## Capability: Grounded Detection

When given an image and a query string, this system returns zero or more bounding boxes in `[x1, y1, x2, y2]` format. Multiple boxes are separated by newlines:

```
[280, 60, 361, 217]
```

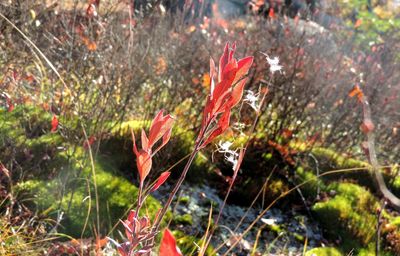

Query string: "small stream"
[153, 183, 325, 255]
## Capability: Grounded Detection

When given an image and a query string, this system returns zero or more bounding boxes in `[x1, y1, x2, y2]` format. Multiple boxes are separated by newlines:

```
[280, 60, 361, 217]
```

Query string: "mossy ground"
[305, 247, 343, 256]
[312, 182, 378, 252]
[2, 106, 163, 238]
[294, 146, 399, 255]
[3, 105, 400, 254]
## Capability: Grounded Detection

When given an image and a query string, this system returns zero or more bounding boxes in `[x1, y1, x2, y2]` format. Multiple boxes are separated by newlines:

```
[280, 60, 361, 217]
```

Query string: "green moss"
[171, 230, 214, 256]
[178, 196, 190, 205]
[300, 147, 400, 198]
[268, 224, 283, 234]
[311, 147, 368, 169]
[269, 179, 289, 198]
[295, 167, 326, 198]
[109, 120, 146, 137]
[389, 216, 400, 227]
[305, 247, 343, 256]
[173, 214, 193, 226]
[16, 152, 163, 238]
[293, 232, 305, 242]
[312, 183, 378, 252]
[202, 198, 219, 209]
[263, 152, 273, 160]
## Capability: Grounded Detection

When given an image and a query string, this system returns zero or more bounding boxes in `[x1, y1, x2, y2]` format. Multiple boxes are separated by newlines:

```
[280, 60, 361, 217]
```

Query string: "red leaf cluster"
[111, 210, 153, 256]
[132, 110, 174, 183]
[199, 42, 253, 148]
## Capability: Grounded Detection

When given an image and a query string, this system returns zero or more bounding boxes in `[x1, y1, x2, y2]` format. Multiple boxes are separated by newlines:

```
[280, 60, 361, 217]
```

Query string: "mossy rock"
[305, 247, 343, 256]
[312, 182, 378, 253]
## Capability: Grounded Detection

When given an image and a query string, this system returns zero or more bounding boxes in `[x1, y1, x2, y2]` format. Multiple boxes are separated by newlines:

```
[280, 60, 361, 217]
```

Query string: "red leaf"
[228, 77, 248, 108]
[51, 115, 59, 132]
[159, 229, 182, 256]
[354, 19, 362, 28]
[349, 85, 364, 102]
[153, 127, 172, 155]
[201, 109, 231, 147]
[361, 119, 375, 134]
[233, 56, 253, 84]
[268, 8, 275, 19]
[210, 58, 216, 94]
[131, 129, 139, 156]
[127, 210, 136, 223]
[294, 15, 300, 26]
[218, 42, 236, 82]
[151, 172, 171, 192]
[83, 136, 96, 150]
[148, 110, 174, 149]
[220, 59, 238, 85]
[6, 98, 14, 112]
[136, 150, 152, 182]
[141, 129, 149, 151]
[131, 111, 174, 183]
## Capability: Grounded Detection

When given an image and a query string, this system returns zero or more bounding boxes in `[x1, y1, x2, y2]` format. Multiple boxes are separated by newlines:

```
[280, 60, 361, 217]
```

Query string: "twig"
[376, 200, 386, 256]
[361, 98, 400, 210]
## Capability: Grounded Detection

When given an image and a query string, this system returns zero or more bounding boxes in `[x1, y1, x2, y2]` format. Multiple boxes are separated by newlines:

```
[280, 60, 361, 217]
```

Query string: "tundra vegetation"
[1, 0, 400, 255]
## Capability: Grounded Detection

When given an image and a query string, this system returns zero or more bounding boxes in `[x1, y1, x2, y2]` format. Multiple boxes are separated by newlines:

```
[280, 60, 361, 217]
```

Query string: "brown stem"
[362, 99, 400, 210]
[151, 145, 200, 232]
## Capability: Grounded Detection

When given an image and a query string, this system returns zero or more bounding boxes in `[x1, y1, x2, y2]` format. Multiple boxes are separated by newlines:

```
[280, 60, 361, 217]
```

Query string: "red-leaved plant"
[151, 42, 253, 236]
[108, 110, 174, 255]
[111, 42, 253, 255]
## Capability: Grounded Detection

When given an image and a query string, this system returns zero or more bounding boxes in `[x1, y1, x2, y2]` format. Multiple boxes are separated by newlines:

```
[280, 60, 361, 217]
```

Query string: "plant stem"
[151, 119, 211, 234]
[152, 144, 200, 232]
[135, 181, 144, 219]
